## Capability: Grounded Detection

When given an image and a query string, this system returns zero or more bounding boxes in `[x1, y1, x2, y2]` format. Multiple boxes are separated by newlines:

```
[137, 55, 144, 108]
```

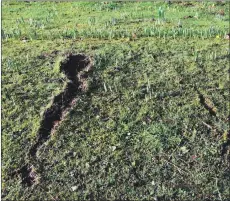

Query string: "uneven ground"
[2, 1, 230, 200]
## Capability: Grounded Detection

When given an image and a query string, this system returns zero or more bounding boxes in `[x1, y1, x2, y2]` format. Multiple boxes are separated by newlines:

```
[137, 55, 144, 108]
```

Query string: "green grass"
[2, 1, 230, 200]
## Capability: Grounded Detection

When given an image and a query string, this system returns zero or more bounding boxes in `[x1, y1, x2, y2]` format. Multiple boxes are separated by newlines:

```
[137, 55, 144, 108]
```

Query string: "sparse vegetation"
[2, 1, 229, 200]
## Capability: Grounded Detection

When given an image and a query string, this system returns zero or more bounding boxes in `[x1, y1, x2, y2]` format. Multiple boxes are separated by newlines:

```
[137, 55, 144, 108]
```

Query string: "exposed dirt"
[225, 33, 230, 40]
[21, 165, 37, 186]
[195, 87, 230, 158]
[9, 54, 92, 186]
[29, 54, 92, 158]
[181, 2, 194, 7]
[8, 164, 37, 187]
[221, 131, 230, 159]
[196, 89, 217, 117]
[183, 15, 193, 19]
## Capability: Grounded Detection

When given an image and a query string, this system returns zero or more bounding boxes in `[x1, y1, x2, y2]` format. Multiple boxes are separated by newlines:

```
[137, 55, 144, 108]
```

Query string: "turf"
[1, 1, 230, 200]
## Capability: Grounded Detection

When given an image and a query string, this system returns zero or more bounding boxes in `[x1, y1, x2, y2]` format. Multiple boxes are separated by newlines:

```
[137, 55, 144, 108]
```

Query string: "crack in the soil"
[9, 53, 92, 187]
[221, 131, 230, 159]
[29, 54, 92, 158]
[196, 89, 217, 118]
[195, 87, 230, 158]
[8, 164, 37, 186]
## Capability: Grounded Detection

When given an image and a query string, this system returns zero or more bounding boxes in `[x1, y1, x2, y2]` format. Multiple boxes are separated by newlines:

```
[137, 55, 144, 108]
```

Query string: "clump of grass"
[158, 6, 165, 20]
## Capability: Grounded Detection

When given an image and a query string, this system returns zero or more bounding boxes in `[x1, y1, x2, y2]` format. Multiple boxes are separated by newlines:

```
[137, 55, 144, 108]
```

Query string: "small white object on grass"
[180, 146, 189, 154]
[71, 186, 77, 191]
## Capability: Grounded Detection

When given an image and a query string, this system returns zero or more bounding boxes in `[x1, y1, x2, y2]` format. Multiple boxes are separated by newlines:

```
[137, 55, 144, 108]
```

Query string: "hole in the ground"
[221, 131, 230, 157]
[21, 165, 37, 187]
[29, 54, 92, 158]
[9, 164, 37, 187]
[8, 54, 94, 187]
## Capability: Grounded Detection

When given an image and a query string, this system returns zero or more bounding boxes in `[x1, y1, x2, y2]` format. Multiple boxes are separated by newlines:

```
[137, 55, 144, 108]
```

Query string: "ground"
[1, 1, 230, 200]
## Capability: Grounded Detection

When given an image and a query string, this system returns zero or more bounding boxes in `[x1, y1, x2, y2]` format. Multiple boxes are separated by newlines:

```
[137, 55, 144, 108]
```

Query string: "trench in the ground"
[12, 54, 92, 186]
[197, 92, 217, 117]
[195, 88, 230, 157]
[29, 54, 91, 157]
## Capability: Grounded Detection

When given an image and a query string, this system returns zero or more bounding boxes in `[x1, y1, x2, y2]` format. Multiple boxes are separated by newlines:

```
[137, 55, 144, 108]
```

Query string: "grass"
[2, 1, 230, 200]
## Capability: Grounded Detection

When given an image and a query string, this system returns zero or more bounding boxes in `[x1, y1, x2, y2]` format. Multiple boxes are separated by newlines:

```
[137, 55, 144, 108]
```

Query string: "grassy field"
[2, 1, 230, 200]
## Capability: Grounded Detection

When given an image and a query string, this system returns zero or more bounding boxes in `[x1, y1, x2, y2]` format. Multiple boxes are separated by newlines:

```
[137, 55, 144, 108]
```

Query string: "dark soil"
[29, 54, 91, 158]
[10, 54, 92, 186]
